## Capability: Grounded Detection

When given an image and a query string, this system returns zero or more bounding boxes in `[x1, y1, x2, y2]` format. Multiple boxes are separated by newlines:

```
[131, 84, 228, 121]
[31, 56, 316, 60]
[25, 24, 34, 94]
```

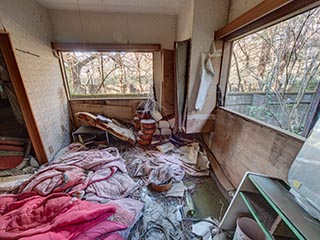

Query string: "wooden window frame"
[215, 0, 320, 41]
[52, 42, 161, 101]
[51, 42, 161, 52]
[216, 0, 320, 137]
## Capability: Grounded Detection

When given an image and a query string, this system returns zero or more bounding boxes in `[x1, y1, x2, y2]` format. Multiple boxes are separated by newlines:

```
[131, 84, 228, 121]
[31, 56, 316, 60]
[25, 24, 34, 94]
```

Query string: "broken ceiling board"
[71, 102, 135, 127]
[210, 108, 304, 187]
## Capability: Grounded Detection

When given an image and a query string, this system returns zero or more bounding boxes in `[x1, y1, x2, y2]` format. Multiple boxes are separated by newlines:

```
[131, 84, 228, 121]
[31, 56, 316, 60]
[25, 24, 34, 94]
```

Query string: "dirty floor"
[113, 141, 229, 239]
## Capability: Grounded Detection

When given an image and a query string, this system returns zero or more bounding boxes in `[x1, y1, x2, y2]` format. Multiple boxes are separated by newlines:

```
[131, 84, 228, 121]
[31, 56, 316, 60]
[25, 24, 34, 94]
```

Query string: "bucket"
[233, 217, 265, 240]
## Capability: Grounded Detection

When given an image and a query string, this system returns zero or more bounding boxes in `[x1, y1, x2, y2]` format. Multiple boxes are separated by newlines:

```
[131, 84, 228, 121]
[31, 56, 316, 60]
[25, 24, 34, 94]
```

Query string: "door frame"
[0, 30, 47, 163]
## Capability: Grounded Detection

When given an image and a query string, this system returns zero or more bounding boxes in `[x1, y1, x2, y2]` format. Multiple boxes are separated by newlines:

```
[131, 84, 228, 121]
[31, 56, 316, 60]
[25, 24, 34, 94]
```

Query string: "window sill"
[69, 97, 150, 101]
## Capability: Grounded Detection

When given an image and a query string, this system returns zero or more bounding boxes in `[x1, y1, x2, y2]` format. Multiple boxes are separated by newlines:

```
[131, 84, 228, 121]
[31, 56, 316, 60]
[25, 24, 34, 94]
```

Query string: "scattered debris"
[72, 126, 108, 146]
[136, 109, 151, 120]
[138, 119, 156, 146]
[151, 110, 163, 122]
[0, 174, 31, 193]
[159, 120, 170, 129]
[0, 155, 39, 178]
[132, 117, 140, 131]
[154, 129, 161, 136]
[0, 128, 225, 240]
[29, 156, 39, 168]
[157, 142, 175, 153]
[177, 142, 200, 164]
[192, 217, 218, 240]
[160, 127, 172, 136]
[75, 112, 135, 145]
[168, 118, 175, 129]
[149, 178, 173, 192]
[184, 189, 196, 217]
[197, 150, 210, 170]
[166, 181, 185, 197]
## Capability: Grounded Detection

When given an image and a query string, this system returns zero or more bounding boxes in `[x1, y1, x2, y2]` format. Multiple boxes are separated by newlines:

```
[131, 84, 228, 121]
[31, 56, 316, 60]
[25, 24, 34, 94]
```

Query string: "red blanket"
[0, 192, 128, 240]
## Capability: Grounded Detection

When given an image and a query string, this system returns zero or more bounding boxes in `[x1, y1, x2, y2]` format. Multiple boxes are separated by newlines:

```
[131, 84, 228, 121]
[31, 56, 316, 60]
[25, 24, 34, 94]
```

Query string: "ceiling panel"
[36, 0, 186, 15]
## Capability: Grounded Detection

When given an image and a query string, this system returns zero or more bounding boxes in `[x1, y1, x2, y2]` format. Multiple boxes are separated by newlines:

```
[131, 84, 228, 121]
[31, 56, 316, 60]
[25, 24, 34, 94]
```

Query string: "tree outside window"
[61, 52, 153, 99]
[225, 7, 320, 136]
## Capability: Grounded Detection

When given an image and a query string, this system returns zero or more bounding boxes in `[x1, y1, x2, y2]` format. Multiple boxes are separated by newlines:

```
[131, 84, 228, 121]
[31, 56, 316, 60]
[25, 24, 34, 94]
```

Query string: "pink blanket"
[0, 192, 141, 240]
[19, 147, 138, 201]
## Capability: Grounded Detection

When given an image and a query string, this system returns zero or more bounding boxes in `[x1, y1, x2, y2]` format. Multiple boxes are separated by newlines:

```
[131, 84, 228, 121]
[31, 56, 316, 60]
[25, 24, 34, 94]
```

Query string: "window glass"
[61, 52, 153, 99]
[225, 7, 320, 135]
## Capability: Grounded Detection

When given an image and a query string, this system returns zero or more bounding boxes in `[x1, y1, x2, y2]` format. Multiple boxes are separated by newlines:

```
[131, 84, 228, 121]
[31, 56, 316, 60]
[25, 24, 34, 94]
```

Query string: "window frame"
[53, 43, 161, 101]
[217, 0, 320, 137]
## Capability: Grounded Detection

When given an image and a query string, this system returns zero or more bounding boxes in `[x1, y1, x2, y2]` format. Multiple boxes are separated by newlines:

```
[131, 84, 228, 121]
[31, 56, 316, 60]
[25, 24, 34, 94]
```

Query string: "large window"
[225, 7, 320, 136]
[61, 51, 153, 99]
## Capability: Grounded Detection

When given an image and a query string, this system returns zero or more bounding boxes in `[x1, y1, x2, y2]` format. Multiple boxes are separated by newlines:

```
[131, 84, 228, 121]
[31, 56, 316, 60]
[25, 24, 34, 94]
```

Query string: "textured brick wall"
[0, 0, 70, 161]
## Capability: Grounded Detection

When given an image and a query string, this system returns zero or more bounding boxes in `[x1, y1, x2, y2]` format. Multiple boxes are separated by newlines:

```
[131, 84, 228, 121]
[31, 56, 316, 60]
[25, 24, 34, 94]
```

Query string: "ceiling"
[36, 0, 187, 15]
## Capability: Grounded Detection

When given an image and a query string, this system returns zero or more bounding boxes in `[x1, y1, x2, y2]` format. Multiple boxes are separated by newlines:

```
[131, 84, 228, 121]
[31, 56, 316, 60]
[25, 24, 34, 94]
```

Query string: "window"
[225, 6, 320, 136]
[61, 51, 153, 99]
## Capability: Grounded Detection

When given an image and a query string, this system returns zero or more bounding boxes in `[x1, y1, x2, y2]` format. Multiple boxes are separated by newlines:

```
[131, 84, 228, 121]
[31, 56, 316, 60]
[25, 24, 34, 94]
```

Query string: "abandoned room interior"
[0, 0, 319, 239]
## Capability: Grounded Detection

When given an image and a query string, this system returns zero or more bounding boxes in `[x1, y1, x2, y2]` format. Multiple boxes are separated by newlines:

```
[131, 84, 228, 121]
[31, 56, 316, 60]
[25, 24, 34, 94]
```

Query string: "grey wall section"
[49, 10, 177, 50]
[176, 0, 194, 41]
[228, 0, 263, 22]
[185, 0, 229, 133]
[0, 0, 70, 160]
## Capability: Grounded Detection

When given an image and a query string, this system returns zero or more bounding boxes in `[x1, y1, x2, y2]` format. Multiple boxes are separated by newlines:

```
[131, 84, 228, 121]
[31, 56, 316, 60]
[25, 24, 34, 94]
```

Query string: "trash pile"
[67, 98, 227, 239]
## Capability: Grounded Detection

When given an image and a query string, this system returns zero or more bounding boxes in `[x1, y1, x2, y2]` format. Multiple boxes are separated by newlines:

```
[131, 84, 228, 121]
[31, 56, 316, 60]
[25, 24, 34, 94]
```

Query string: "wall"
[0, 0, 70, 161]
[49, 10, 177, 118]
[201, 0, 306, 187]
[185, 0, 229, 133]
[176, 0, 194, 41]
[204, 108, 304, 187]
[228, 0, 263, 22]
[49, 10, 177, 49]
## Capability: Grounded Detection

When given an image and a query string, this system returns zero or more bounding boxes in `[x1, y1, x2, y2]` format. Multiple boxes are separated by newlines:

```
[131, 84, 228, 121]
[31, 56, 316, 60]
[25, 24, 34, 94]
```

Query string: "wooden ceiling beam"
[215, 0, 320, 41]
[51, 42, 161, 52]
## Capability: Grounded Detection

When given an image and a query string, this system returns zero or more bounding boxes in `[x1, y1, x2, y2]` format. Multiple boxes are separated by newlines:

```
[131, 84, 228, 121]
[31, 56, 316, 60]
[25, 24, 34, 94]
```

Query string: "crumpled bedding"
[131, 150, 209, 185]
[19, 145, 138, 202]
[0, 174, 31, 193]
[0, 192, 143, 240]
[132, 156, 185, 185]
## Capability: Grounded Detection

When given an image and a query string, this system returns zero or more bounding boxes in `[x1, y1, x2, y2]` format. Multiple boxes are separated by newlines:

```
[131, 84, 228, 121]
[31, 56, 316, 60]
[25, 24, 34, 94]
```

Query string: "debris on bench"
[157, 142, 175, 153]
[75, 112, 136, 145]
[72, 126, 108, 147]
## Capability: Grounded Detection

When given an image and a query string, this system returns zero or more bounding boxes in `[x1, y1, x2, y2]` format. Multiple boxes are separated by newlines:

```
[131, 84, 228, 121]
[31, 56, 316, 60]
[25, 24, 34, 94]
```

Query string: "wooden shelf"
[249, 175, 320, 240]
[220, 173, 320, 240]
[240, 191, 275, 239]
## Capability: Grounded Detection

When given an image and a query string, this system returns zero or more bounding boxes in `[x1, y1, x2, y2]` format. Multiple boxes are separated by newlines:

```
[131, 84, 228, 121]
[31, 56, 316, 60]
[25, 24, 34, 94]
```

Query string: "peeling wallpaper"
[0, 0, 70, 161]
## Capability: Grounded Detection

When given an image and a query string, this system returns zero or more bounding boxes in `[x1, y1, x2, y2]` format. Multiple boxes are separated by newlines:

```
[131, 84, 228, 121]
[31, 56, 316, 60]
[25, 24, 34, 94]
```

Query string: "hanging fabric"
[195, 38, 220, 111]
